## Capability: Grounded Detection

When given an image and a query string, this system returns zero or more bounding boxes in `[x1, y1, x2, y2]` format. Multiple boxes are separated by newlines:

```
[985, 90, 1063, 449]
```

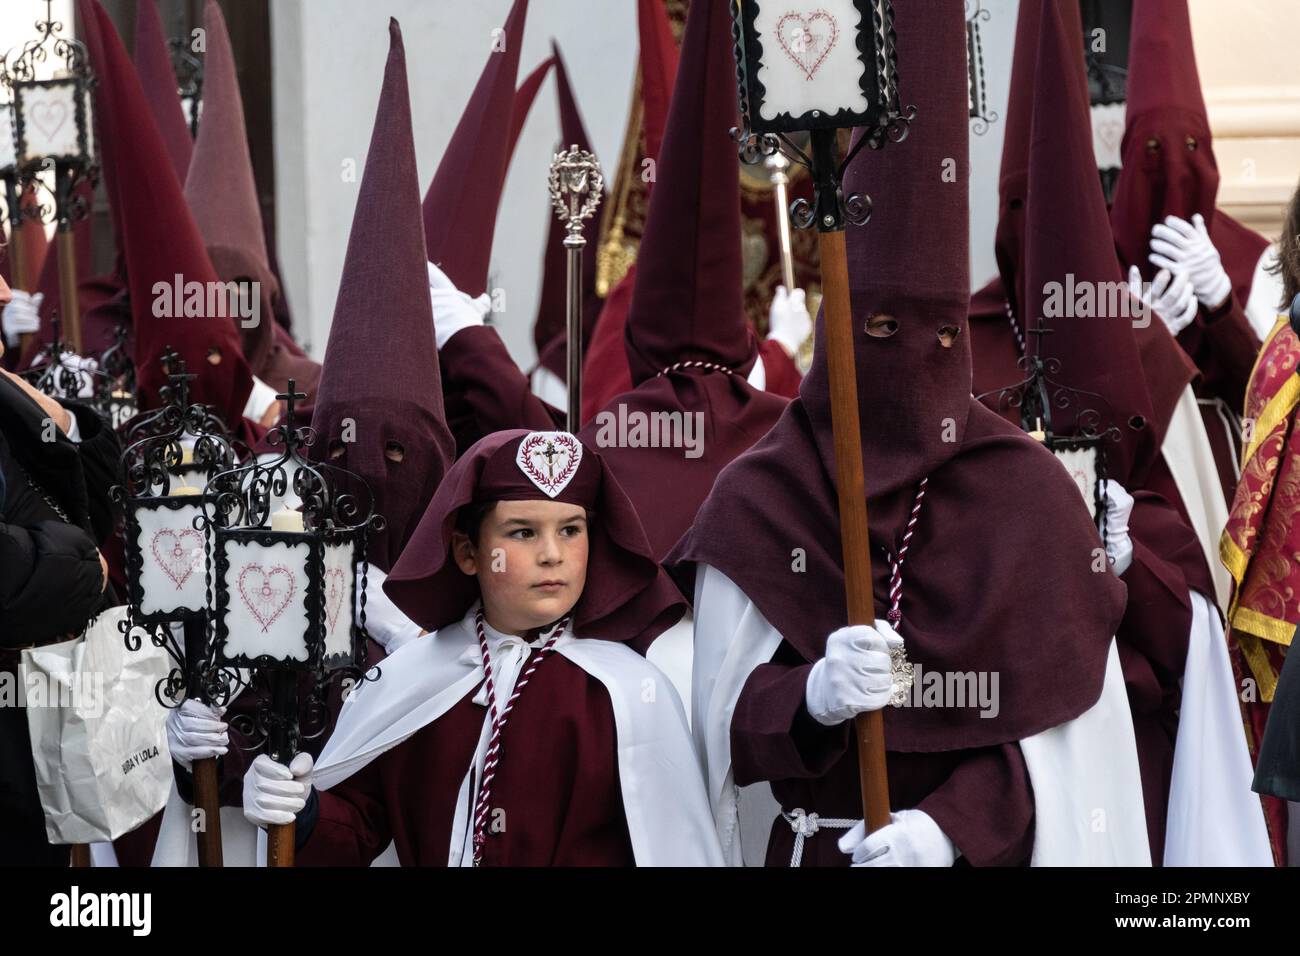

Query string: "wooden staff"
[182, 617, 224, 867]
[265, 670, 299, 867]
[809, 128, 891, 833]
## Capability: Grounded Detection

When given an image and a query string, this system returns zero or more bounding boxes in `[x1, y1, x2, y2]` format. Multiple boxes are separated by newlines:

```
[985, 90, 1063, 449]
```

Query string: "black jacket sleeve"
[64, 403, 123, 546]
[0, 517, 105, 646]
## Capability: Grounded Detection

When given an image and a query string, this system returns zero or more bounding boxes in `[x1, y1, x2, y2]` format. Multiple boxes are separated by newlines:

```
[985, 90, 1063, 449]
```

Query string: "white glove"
[2, 290, 42, 346]
[1101, 478, 1134, 577]
[241, 375, 279, 424]
[1128, 264, 1197, 336]
[1149, 213, 1232, 309]
[242, 752, 314, 827]
[805, 620, 903, 726]
[837, 809, 957, 867]
[767, 285, 812, 358]
[428, 260, 491, 350]
[165, 698, 229, 770]
[359, 567, 423, 654]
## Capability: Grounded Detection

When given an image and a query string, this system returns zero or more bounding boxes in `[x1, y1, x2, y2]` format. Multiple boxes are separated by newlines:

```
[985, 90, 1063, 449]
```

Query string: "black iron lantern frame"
[200, 382, 381, 761]
[167, 14, 203, 138]
[112, 357, 242, 707]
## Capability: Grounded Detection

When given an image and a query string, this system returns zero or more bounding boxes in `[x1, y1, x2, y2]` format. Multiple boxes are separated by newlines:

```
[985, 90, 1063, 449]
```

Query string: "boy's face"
[452, 499, 590, 636]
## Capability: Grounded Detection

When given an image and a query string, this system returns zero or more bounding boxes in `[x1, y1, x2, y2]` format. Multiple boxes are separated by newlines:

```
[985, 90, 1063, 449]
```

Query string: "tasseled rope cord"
[657, 359, 734, 377]
[884, 478, 929, 627]
[1005, 298, 1026, 355]
[470, 606, 566, 866]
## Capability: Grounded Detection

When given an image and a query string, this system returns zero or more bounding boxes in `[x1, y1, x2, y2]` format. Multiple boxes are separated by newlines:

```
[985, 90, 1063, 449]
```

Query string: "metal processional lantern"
[113, 355, 240, 867]
[1, 0, 98, 354]
[201, 382, 381, 867]
[729, 0, 911, 834]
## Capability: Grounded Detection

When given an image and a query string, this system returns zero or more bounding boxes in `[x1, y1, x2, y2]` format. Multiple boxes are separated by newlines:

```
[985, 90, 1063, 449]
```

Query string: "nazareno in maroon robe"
[969, 0, 1217, 863]
[1110, 0, 1269, 502]
[669, 2, 1126, 867]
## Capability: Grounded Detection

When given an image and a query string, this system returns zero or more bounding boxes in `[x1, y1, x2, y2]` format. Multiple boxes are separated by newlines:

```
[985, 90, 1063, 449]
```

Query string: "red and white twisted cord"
[657, 359, 734, 377]
[470, 607, 565, 865]
[886, 477, 929, 626]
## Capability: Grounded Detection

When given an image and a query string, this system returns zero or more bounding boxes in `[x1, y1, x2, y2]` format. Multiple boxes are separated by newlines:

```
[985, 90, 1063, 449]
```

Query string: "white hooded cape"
[312, 604, 723, 866]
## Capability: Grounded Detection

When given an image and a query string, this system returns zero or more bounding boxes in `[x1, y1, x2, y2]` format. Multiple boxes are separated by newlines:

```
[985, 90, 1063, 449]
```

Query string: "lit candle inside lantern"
[271, 509, 305, 533]
[169, 484, 201, 497]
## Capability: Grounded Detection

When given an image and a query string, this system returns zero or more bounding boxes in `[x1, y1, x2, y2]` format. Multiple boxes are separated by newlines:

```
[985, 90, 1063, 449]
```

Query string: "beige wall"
[1191, 0, 1300, 240]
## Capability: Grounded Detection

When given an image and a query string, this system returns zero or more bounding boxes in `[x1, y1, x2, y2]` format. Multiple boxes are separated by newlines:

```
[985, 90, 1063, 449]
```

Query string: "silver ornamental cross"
[547, 145, 604, 431]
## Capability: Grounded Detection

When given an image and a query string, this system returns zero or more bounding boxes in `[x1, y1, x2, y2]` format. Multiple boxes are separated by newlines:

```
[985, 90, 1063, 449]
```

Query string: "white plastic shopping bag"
[20, 605, 172, 843]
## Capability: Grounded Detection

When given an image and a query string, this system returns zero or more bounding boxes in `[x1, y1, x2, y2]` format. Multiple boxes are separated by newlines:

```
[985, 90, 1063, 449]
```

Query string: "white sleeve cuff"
[242, 376, 280, 423]
[63, 409, 82, 444]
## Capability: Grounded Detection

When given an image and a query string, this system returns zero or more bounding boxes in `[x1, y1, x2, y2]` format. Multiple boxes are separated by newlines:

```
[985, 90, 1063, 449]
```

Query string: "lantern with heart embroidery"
[112, 359, 238, 685]
[1, 0, 98, 353]
[202, 381, 380, 679]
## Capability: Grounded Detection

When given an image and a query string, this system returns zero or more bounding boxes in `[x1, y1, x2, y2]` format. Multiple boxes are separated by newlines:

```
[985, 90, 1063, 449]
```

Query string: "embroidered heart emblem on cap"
[324, 567, 346, 634]
[516, 431, 583, 498]
[238, 564, 296, 633]
[776, 10, 840, 81]
[151, 528, 204, 590]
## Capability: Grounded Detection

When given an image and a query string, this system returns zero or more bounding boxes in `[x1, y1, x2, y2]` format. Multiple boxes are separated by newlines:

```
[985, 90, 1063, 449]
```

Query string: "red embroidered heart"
[237, 564, 296, 633]
[29, 99, 70, 142]
[324, 568, 346, 634]
[775, 9, 840, 81]
[150, 528, 204, 590]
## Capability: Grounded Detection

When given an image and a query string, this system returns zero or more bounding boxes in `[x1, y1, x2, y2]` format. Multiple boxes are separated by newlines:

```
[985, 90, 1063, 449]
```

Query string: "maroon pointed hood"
[183, 0, 281, 379]
[1017, 0, 1160, 486]
[133, 0, 193, 181]
[671, 0, 1125, 754]
[311, 19, 455, 574]
[422, 0, 529, 296]
[533, 43, 605, 377]
[622, 0, 754, 385]
[1110, 0, 1267, 296]
[79, 0, 252, 424]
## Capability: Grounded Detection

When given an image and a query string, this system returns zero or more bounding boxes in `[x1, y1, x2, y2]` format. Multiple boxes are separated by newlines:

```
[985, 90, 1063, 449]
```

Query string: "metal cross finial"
[548, 144, 604, 249]
[276, 379, 307, 419]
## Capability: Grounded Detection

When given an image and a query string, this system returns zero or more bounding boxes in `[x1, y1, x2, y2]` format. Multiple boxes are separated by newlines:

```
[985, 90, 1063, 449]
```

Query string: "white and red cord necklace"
[470, 605, 568, 866]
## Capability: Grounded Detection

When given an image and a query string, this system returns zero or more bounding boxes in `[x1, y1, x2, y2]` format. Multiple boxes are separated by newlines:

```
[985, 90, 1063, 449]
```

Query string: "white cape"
[313, 605, 722, 866]
[690, 563, 1152, 866]
[1163, 591, 1273, 865]
[1162, 384, 1232, 612]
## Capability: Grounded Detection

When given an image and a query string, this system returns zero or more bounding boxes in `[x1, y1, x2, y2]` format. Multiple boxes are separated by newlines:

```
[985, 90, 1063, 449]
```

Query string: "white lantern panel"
[0, 105, 16, 171]
[16, 82, 81, 163]
[220, 538, 311, 663]
[82, 86, 94, 163]
[135, 502, 208, 615]
[753, 0, 871, 124]
[322, 541, 356, 661]
[1053, 446, 1098, 521]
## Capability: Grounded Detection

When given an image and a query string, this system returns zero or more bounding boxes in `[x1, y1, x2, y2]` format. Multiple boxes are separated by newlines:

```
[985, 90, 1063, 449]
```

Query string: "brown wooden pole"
[56, 225, 81, 353]
[69, 844, 91, 867]
[190, 759, 224, 866]
[817, 226, 892, 834]
[266, 822, 295, 867]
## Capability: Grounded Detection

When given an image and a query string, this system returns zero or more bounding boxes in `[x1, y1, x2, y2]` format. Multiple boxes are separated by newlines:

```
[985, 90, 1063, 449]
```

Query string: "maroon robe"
[733, 639, 1035, 867]
[296, 655, 634, 866]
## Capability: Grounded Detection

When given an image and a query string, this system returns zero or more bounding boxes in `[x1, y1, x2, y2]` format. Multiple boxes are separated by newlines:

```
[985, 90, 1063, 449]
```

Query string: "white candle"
[271, 509, 305, 533]
[168, 485, 201, 497]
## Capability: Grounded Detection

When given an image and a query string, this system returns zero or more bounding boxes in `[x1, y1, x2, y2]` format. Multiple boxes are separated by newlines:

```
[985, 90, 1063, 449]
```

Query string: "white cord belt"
[781, 807, 857, 867]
